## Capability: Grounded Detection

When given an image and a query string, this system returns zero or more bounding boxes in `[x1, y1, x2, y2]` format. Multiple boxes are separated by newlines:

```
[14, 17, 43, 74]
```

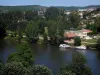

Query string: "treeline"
[0, 7, 100, 44]
[0, 7, 81, 44]
[0, 43, 92, 75]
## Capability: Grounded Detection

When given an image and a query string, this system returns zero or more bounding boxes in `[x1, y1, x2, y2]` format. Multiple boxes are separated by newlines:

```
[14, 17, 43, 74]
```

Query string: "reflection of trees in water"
[0, 39, 6, 50]
[49, 47, 66, 66]
[96, 51, 100, 60]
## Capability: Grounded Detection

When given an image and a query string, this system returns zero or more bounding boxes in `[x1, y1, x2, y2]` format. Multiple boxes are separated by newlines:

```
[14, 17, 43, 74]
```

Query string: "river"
[0, 39, 100, 75]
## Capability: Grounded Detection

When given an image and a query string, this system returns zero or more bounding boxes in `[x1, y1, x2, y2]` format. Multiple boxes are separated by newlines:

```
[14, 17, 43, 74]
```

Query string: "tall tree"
[25, 10, 38, 21]
[45, 7, 60, 20]
[68, 12, 80, 28]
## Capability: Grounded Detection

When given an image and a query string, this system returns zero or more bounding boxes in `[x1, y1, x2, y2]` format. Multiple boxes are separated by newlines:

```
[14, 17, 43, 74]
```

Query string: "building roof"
[64, 32, 77, 38]
[81, 29, 93, 33]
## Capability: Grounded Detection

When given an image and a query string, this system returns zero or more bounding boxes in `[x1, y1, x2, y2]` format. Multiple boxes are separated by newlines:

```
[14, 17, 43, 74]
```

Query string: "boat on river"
[59, 44, 71, 48]
[76, 45, 86, 50]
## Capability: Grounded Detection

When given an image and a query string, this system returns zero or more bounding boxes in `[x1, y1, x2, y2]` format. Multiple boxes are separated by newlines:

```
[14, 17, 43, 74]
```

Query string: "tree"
[72, 51, 87, 65]
[0, 27, 6, 39]
[95, 17, 100, 33]
[96, 38, 100, 50]
[57, 52, 92, 75]
[37, 20, 46, 35]
[28, 65, 53, 75]
[0, 62, 27, 75]
[7, 43, 34, 67]
[17, 21, 28, 43]
[0, 60, 3, 72]
[0, 14, 6, 39]
[86, 24, 97, 34]
[74, 36, 81, 46]
[45, 7, 60, 20]
[46, 20, 57, 37]
[25, 10, 38, 21]
[68, 12, 80, 28]
[57, 68, 76, 75]
[25, 21, 39, 43]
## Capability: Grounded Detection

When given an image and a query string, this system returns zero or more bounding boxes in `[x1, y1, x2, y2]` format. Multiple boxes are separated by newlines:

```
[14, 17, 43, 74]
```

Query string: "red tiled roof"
[81, 29, 93, 33]
[64, 32, 77, 38]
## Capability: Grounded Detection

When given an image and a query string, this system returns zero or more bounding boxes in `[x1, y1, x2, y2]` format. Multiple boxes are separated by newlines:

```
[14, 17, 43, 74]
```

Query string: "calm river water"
[0, 39, 100, 75]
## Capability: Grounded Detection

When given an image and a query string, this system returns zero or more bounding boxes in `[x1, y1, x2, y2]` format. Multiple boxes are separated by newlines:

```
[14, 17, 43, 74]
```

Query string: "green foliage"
[95, 17, 100, 28]
[57, 68, 76, 75]
[74, 36, 81, 46]
[0, 61, 3, 72]
[25, 10, 38, 21]
[68, 63, 92, 75]
[86, 24, 97, 34]
[46, 20, 57, 36]
[45, 7, 59, 20]
[57, 52, 92, 75]
[26, 21, 39, 39]
[0, 27, 6, 39]
[96, 38, 100, 50]
[29, 65, 53, 75]
[68, 12, 80, 28]
[0, 62, 27, 75]
[72, 51, 87, 64]
[7, 43, 34, 67]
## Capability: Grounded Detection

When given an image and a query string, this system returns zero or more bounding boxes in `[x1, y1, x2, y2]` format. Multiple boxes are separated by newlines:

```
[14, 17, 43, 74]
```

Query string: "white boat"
[76, 45, 86, 50]
[59, 44, 71, 48]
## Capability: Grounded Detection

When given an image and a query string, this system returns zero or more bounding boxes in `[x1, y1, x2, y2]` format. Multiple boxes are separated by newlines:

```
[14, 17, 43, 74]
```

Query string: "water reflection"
[96, 50, 100, 60]
[0, 40, 100, 75]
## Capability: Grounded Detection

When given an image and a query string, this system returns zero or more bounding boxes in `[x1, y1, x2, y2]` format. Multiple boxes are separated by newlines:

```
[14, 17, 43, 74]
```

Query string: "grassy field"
[82, 39, 97, 44]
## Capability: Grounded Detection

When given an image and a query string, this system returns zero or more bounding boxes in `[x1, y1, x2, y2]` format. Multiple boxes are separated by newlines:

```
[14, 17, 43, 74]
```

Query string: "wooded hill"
[0, 5, 100, 11]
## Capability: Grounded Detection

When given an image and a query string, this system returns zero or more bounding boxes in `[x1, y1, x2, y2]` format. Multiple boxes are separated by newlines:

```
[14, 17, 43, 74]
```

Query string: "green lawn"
[82, 39, 97, 44]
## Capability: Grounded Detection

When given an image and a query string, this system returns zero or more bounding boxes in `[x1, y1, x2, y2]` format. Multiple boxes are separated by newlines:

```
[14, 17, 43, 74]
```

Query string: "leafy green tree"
[0, 62, 27, 75]
[95, 17, 100, 33]
[72, 51, 87, 65]
[96, 38, 100, 50]
[17, 21, 28, 43]
[0, 60, 3, 72]
[68, 12, 80, 28]
[86, 24, 97, 34]
[26, 21, 39, 42]
[46, 20, 57, 37]
[0, 27, 6, 39]
[25, 10, 38, 21]
[74, 36, 81, 46]
[37, 20, 46, 35]
[7, 43, 34, 67]
[57, 68, 76, 75]
[45, 7, 60, 20]
[28, 65, 53, 75]
[57, 52, 92, 75]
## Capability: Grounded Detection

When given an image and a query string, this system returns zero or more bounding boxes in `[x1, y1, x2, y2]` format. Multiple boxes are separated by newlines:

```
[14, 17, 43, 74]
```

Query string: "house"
[64, 31, 77, 44]
[64, 29, 93, 40]
[79, 29, 93, 39]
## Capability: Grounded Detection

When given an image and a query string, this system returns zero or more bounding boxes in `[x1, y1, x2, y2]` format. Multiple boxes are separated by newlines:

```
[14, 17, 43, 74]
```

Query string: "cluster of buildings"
[64, 29, 93, 44]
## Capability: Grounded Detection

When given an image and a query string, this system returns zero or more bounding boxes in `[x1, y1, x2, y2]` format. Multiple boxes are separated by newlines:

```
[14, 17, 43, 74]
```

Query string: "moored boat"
[59, 44, 71, 48]
[76, 45, 86, 50]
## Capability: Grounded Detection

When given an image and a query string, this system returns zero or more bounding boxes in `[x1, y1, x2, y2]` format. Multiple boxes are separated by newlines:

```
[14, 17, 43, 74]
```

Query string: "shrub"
[7, 43, 34, 67]
[0, 62, 27, 75]
[57, 68, 76, 75]
[96, 38, 100, 50]
[72, 51, 87, 64]
[74, 36, 81, 46]
[0, 61, 3, 73]
[57, 51, 92, 75]
[29, 65, 53, 75]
